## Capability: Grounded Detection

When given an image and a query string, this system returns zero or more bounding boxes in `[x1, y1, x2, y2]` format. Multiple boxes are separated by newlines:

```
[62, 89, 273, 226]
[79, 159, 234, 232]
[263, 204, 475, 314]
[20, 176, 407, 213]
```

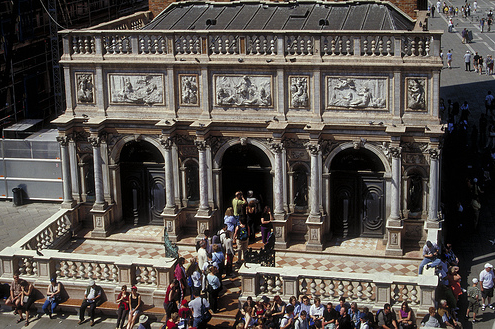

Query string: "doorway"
[330, 148, 386, 238]
[120, 140, 165, 225]
[221, 144, 273, 213]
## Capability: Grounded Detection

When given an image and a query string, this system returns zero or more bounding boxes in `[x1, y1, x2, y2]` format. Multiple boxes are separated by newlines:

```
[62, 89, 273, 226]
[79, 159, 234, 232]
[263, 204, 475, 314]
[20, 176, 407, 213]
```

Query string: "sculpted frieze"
[76, 73, 94, 104]
[406, 78, 427, 111]
[215, 75, 272, 107]
[326, 77, 387, 110]
[179, 74, 199, 106]
[109, 74, 164, 105]
[289, 76, 309, 109]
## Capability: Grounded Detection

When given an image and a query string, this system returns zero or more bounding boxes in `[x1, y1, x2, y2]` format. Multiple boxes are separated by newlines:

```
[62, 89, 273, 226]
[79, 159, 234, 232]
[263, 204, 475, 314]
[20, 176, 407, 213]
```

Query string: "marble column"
[390, 147, 401, 220]
[428, 148, 439, 222]
[196, 141, 210, 215]
[89, 135, 112, 238]
[386, 146, 403, 256]
[270, 141, 287, 248]
[270, 142, 284, 216]
[57, 136, 75, 208]
[307, 143, 321, 218]
[89, 136, 105, 207]
[161, 136, 177, 214]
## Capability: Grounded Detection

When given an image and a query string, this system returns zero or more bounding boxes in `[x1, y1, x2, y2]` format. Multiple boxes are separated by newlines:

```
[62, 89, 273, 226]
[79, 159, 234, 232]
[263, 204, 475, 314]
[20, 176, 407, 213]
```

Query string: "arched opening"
[120, 140, 165, 225]
[291, 163, 309, 212]
[79, 155, 95, 203]
[183, 159, 200, 207]
[221, 144, 273, 214]
[330, 148, 386, 238]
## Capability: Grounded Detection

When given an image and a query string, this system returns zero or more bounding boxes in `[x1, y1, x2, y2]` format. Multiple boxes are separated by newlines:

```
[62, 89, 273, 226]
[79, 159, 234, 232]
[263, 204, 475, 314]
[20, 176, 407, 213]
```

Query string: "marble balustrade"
[62, 30, 441, 59]
[239, 263, 438, 312]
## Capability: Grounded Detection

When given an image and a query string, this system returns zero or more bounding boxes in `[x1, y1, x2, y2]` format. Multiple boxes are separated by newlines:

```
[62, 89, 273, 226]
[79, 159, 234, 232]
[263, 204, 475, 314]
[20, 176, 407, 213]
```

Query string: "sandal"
[25, 320, 29, 327]
[16, 318, 24, 324]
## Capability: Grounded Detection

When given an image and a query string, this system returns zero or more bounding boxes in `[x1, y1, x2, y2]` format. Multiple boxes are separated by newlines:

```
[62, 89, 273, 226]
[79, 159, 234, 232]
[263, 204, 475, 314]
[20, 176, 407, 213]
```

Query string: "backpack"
[238, 225, 248, 241]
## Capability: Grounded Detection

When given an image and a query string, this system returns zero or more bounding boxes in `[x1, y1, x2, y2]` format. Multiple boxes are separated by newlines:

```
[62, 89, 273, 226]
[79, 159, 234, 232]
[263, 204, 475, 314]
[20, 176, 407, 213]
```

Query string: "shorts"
[468, 297, 480, 313]
[482, 287, 494, 298]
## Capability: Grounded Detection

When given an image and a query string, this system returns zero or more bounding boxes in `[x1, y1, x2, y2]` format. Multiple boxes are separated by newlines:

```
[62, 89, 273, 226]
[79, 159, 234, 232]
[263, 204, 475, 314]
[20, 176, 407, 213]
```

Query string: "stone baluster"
[328, 280, 335, 298]
[319, 280, 326, 297]
[310, 278, 317, 295]
[363, 38, 368, 56]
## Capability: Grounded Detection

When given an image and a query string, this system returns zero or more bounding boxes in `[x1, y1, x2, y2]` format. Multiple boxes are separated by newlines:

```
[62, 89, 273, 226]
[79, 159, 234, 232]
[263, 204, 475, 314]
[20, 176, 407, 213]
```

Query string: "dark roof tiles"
[144, 1, 415, 31]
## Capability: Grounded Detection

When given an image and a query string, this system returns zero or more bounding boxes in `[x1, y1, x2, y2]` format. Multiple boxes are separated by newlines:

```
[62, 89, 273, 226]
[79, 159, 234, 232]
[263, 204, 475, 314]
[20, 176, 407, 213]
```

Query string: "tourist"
[418, 240, 440, 274]
[437, 300, 460, 329]
[446, 50, 452, 69]
[337, 305, 353, 329]
[78, 280, 102, 326]
[246, 200, 258, 243]
[137, 314, 150, 329]
[224, 207, 239, 233]
[164, 312, 180, 329]
[6, 272, 25, 313]
[234, 217, 250, 264]
[360, 313, 370, 329]
[348, 302, 361, 328]
[464, 51, 471, 71]
[297, 295, 312, 318]
[189, 288, 211, 329]
[461, 28, 467, 43]
[233, 191, 247, 219]
[271, 295, 286, 325]
[280, 304, 295, 329]
[443, 244, 458, 266]
[479, 56, 484, 75]
[197, 240, 208, 271]
[309, 297, 324, 328]
[289, 296, 301, 318]
[18, 279, 35, 326]
[126, 286, 142, 329]
[116, 285, 130, 329]
[487, 91, 495, 115]
[420, 307, 441, 327]
[163, 279, 180, 321]
[206, 265, 222, 313]
[212, 244, 225, 278]
[322, 302, 338, 329]
[260, 206, 274, 244]
[223, 231, 234, 276]
[178, 299, 192, 328]
[187, 259, 202, 299]
[175, 257, 187, 300]
[217, 223, 229, 246]
[466, 278, 481, 323]
[377, 304, 398, 329]
[487, 55, 494, 75]
[243, 306, 256, 328]
[479, 263, 495, 310]
[397, 302, 413, 329]
[295, 310, 309, 329]
[42, 277, 61, 319]
[334, 297, 350, 313]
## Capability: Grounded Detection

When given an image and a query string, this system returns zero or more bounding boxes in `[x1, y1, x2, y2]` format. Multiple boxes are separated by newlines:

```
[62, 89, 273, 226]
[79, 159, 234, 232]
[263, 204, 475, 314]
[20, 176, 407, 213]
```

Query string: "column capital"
[195, 140, 208, 151]
[269, 141, 284, 153]
[390, 146, 402, 158]
[160, 135, 174, 149]
[88, 136, 101, 147]
[305, 142, 320, 155]
[56, 135, 71, 147]
[429, 148, 440, 160]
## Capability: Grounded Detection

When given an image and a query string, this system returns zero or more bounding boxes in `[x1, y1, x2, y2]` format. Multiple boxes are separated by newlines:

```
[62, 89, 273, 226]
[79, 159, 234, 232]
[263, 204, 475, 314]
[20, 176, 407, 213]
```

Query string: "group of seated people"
[234, 295, 462, 329]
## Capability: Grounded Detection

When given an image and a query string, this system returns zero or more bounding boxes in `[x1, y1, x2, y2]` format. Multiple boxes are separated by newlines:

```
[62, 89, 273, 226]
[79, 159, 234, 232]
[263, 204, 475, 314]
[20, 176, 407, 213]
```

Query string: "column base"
[196, 207, 211, 218]
[425, 220, 443, 245]
[61, 200, 77, 209]
[90, 204, 113, 238]
[305, 218, 324, 251]
[162, 205, 178, 216]
[195, 209, 216, 240]
[162, 209, 182, 243]
[272, 214, 288, 249]
[385, 220, 403, 256]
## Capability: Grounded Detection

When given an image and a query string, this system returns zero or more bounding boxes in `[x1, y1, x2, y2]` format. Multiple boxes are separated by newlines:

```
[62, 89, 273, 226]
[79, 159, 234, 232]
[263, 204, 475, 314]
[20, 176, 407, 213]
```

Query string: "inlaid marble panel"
[214, 75, 272, 107]
[108, 73, 164, 105]
[326, 76, 387, 110]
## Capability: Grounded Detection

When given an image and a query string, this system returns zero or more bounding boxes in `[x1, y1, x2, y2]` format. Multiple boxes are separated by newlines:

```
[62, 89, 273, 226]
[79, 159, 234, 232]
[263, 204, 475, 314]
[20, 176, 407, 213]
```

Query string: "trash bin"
[12, 187, 23, 206]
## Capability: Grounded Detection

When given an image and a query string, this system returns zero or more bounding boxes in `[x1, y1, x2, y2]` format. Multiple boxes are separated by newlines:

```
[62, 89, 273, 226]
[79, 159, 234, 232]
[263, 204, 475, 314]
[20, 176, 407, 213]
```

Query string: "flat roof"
[144, 0, 415, 31]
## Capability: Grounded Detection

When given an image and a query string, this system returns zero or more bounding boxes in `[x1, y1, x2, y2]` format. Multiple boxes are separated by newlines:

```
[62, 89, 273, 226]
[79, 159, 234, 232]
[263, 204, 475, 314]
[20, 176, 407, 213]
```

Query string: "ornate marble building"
[54, 0, 443, 256]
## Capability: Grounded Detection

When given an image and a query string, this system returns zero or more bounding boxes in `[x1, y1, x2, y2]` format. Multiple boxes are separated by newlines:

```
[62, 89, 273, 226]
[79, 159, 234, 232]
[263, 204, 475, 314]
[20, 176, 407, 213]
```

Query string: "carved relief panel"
[405, 77, 427, 112]
[326, 76, 387, 110]
[108, 73, 164, 105]
[289, 75, 309, 109]
[75, 73, 95, 104]
[179, 74, 199, 106]
[214, 75, 272, 107]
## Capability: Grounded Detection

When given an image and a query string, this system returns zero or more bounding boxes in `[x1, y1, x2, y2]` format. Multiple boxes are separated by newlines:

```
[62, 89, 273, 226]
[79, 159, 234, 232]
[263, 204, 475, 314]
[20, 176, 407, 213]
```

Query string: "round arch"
[213, 138, 275, 169]
[324, 142, 391, 174]
[109, 135, 166, 165]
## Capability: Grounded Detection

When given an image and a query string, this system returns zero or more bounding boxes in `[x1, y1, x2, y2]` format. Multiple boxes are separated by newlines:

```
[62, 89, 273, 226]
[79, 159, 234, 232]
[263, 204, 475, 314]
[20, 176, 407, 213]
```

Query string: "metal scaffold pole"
[48, 0, 63, 116]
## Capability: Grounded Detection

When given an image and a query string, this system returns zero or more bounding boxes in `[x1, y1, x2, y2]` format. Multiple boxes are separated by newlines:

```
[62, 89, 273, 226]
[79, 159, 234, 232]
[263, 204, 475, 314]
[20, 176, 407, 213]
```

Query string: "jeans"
[116, 304, 128, 329]
[261, 227, 271, 244]
[42, 299, 59, 315]
[418, 257, 442, 274]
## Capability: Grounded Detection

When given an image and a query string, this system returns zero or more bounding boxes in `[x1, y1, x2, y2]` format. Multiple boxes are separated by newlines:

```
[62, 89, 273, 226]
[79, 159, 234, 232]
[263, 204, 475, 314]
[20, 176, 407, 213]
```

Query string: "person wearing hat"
[42, 276, 61, 319]
[78, 280, 102, 326]
[464, 51, 472, 71]
[126, 286, 143, 329]
[359, 312, 370, 329]
[467, 278, 481, 323]
[137, 314, 150, 329]
[479, 263, 495, 310]
[418, 240, 440, 275]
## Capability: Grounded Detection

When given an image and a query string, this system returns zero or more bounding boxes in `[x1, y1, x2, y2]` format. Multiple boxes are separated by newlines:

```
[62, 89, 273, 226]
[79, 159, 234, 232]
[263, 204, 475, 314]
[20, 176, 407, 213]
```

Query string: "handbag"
[200, 298, 212, 323]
